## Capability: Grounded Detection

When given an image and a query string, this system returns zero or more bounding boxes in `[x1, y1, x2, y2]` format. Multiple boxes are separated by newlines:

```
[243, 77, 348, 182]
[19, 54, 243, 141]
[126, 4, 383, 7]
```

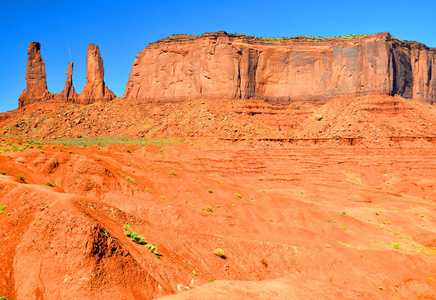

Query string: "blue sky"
[1, 0, 435, 113]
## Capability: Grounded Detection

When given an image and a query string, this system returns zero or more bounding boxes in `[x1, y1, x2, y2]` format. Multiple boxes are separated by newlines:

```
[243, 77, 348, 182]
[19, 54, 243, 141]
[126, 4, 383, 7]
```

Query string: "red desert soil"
[0, 94, 435, 299]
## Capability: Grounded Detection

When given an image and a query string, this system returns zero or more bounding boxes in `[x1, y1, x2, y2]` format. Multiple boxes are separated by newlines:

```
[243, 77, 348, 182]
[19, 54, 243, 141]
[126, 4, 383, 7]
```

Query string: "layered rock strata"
[124, 31, 436, 104]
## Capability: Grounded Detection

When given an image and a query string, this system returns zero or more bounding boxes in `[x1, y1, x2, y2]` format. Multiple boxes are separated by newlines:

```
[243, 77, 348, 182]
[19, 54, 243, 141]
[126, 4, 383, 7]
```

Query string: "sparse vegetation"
[0, 171, 5, 175]
[236, 193, 242, 199]
[205, 206, 213, 213]
[0, 206, 5, 214]
[391, 243, 401, 250]
[45, 182, 54, 187]
[170, 171, 177, 176]
[16, 174, 25, 182]
[122, 224, 159, 258]
[207, 189, 213, 193]
[213, 248, 225, 258]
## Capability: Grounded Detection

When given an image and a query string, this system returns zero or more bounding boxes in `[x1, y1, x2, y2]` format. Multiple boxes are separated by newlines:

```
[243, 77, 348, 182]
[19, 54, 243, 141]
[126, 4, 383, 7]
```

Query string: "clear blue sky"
[1, 0, 435, 113]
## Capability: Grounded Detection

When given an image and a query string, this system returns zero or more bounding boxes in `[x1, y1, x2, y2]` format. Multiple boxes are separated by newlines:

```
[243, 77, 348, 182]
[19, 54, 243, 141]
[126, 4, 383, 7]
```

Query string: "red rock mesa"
[124, 31, 436, 104]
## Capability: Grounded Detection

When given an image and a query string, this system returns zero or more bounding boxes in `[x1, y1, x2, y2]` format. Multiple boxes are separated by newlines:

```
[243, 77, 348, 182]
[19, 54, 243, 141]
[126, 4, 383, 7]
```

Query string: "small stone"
[315, 114, 323, 121]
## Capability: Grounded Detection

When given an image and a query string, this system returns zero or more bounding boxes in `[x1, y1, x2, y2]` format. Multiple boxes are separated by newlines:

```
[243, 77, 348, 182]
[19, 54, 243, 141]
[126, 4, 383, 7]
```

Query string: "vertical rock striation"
[18, 42, 115, 107]
[77, 44, 115, 104]
[18, 42, 50, 107]
[123, 31, 436, 104]
[61, 62, 78, 102]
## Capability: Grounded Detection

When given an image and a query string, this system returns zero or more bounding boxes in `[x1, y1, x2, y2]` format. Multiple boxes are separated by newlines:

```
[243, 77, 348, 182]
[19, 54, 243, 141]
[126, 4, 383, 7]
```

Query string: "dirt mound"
[1, 94, 436, 148]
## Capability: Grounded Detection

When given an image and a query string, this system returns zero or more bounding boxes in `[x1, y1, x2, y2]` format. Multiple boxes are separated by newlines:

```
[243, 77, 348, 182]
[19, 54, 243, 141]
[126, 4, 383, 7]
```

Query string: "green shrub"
[0, 171, 6, 175]
[146, 244, 158, 253]
[206, 206, 213, 213]
[123, 224, 145, 244]
[17, 174, 25, 182]
[45, 182, 54, 187]
[392, 243, 400, 250]
[235, 193, 242, 199]
[0, 206, 5, 214]
[127, 176, 136, 184]
[170, 171, 177, 176]
[207, 189, 213, 193]
[133, 235, 146, 245]
[0, 296, 7, 300]
[213, 248, 225, 258]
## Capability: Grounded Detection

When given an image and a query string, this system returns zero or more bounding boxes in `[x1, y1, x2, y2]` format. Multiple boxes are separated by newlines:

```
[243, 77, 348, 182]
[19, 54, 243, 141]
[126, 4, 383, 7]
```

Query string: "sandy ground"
[0, 137, 435, 299]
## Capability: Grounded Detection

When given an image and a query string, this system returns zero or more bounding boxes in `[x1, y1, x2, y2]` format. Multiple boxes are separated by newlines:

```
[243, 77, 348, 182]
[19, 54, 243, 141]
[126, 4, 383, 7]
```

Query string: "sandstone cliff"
[19, 43, 114, 107]
[123, 31, 436, 104]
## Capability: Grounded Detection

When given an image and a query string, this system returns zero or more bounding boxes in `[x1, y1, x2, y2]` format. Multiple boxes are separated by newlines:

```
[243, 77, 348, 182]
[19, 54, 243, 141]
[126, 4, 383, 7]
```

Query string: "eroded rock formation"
[18, 42, 50, 107]
[19, 32, 436, 108]
[124, 31, 436, 104]
[77, 44, 115, 104]
[61, 62, 78, 102]
[19, 43, 114, 107]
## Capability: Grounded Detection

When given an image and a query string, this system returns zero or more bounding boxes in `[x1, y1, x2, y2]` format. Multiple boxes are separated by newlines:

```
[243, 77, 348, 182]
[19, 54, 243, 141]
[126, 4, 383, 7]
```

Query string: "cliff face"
[19, 43, 114, 107]
[123, 31, 436, 104]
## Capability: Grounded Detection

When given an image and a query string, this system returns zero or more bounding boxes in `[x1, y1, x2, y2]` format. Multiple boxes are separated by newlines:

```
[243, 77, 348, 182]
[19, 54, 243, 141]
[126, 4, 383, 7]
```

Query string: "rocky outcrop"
[19, 43, 115, 107]
[123, 31, 436, 104]
[77, 44, 115, 104]
[61, 62, 78, 102]
[18, 42, 50, 107]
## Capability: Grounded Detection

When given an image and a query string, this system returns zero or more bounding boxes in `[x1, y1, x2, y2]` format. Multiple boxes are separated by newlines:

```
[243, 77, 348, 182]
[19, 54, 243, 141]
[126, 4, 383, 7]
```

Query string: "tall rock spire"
[62, 62, 77, 102]
[78, 44, 115, 104]
[18, 42, 50, 107]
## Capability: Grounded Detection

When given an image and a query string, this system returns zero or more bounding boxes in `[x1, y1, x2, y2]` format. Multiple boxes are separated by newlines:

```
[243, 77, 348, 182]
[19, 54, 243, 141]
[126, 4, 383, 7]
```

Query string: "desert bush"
[16, 174, 25, 182]
[122, 224, 146, 244]
[213, 248, 225, 258]
[45, 182, 54, 187]
[127, 176, 136, 184]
